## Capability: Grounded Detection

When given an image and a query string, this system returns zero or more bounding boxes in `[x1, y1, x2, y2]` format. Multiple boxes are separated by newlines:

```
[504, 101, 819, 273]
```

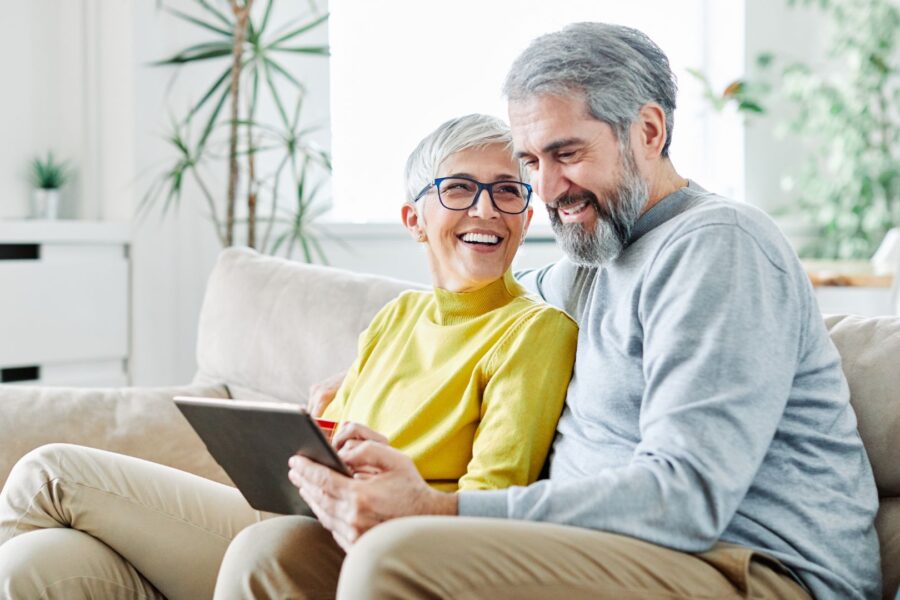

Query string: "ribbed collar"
[628, 179, 707, 244]
[431, 270, 522, 326]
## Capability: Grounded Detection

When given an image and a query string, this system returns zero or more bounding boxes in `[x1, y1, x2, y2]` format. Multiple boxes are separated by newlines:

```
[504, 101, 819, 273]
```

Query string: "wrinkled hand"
[288, 441, 457, 550]
[307, 371, 346, 417]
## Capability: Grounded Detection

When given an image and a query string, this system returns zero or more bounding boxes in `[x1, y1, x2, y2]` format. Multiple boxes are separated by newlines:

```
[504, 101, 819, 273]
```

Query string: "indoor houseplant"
[29, 152, 70, 220]
[689, 0, 899, 260]
[145, 0, 333, 262]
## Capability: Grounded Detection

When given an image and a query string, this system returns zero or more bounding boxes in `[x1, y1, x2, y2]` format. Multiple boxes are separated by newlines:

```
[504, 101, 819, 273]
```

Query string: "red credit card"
[314, 418, 338, 440]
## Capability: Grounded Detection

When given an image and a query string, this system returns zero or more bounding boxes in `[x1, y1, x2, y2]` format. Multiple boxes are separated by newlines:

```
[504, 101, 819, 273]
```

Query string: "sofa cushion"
[876, 497, 900, 600]
[194, 248, 422, 406]
[0, 383, 232, 488]
[825, 314, 900, 497]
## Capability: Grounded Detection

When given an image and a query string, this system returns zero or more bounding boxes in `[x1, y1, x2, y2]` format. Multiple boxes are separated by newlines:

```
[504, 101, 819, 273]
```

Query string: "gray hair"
[404, 114, 526, 204]
[503, 22, 677, 157]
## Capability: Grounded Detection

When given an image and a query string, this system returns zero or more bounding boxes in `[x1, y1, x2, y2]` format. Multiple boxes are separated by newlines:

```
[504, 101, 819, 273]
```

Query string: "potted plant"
[690, 0, 899, 260]
[145, 0, 334, 262]
[29, 152, 70, 220]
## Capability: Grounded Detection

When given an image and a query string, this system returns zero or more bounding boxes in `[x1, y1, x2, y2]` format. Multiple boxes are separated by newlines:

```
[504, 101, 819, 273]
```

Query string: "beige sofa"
[1, 247, 897, 598]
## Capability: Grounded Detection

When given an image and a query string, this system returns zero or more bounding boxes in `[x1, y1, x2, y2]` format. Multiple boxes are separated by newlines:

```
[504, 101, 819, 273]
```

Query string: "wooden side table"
[804, 260, 896, 316]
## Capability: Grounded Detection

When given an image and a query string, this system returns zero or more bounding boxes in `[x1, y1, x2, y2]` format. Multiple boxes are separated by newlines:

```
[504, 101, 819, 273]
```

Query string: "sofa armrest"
[0, 383, 233, 488]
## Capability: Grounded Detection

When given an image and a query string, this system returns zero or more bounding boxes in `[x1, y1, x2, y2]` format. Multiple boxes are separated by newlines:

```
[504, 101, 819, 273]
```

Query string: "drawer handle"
[0, 244, 40, 260]
[1, 366, 40, 383]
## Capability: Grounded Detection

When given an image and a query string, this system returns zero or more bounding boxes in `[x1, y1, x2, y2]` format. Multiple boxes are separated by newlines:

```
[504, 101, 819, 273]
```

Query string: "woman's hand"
[307, 371, 346, 417]
[333, 422, 389, 479]
[332, 421, 388, 452]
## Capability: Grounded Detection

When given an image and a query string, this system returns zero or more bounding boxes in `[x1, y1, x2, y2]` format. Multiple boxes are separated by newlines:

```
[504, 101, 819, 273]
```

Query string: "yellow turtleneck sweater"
[322, 270, 577, 492]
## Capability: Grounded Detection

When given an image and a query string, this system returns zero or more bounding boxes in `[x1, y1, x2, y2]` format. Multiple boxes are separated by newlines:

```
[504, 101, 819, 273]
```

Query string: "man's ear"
[634, 102, 668, 160]
[401, 203, 426, 242]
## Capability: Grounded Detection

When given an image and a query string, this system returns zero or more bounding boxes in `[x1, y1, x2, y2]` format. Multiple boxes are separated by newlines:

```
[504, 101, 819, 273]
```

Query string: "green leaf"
[267, 13, 329, 48]
[165, 7, 232, 37]
[271, 45, 330, 56]
[196, 82, 231, 153]
[186, 66, 231, 121]
[257, 0, 275, 37]
[153, 41, 233, 65]
[195, 0, 233, 28]
[737, 100, 765, 113]
[756, 52, 775, 68]
[262, 59, 291, 128]
[265, 57, 305, 91]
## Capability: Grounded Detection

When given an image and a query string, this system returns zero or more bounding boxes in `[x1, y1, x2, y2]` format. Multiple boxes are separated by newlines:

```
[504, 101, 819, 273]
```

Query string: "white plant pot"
[31, 188, 61, 220]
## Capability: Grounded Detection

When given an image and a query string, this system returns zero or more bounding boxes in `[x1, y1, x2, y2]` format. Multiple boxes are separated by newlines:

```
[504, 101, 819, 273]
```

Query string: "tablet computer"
[174, 396, 351, 516]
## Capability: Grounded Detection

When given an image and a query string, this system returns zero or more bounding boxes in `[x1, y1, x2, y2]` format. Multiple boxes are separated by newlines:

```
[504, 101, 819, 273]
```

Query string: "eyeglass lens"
[437, 178, 529, 214]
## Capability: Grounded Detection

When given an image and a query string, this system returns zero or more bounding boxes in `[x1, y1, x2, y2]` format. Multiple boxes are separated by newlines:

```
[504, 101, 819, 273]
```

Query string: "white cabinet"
[0, 221, 130, 386]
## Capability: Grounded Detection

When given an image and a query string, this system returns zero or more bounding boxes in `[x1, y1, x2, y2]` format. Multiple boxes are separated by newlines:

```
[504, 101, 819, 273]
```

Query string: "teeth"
[461, 232, 500, 244]
[560, 201, 588, 216]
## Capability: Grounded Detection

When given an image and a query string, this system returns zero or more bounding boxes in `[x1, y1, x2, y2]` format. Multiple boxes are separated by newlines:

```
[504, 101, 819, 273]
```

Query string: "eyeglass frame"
[413, 176, 533, 215]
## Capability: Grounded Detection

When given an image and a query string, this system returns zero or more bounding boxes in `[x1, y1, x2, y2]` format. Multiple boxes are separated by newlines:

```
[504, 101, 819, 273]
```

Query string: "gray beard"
[548, 163, 648, 267]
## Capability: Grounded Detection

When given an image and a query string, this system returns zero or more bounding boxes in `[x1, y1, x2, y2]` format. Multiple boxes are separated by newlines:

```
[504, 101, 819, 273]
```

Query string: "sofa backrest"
[825, 314, 900, 598]
[194, 247, 422, 404]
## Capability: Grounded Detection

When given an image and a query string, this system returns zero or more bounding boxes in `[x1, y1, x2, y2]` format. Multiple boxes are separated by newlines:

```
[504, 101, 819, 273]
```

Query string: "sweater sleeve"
[458, 223, 804, 552]
[457, 307, 577, 491]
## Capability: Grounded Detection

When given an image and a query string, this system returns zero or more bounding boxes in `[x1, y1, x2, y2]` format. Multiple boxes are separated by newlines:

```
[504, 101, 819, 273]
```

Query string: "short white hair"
[404, 114, 527, 205]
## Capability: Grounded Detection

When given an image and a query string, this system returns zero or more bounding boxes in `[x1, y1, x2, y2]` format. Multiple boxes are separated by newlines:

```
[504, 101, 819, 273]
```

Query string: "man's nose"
[469, 188, 500, 219]
[534, 163, 565, 206]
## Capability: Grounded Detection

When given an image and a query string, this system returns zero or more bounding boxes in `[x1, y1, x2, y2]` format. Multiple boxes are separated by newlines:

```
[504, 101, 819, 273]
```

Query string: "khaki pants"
[219, 520, 812, 599]
[0, 443, 262, 599]
[1, 444, 811, 600]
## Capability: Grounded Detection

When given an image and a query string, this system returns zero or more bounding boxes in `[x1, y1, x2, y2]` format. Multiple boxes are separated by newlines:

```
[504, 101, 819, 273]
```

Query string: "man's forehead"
[508, 95, 600, 153]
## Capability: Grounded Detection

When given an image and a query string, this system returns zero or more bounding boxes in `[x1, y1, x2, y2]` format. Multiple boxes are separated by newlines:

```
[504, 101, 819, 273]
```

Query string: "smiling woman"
[406, 144, 533, 292]
[319, 114, 574, 492]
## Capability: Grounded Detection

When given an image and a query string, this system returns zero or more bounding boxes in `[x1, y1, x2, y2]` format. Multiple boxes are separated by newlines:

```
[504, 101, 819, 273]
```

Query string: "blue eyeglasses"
[414, 176, 532, 215]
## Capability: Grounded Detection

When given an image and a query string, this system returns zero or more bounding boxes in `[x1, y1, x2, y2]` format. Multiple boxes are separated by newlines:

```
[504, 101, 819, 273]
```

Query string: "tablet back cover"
[176, 401, 335, 515]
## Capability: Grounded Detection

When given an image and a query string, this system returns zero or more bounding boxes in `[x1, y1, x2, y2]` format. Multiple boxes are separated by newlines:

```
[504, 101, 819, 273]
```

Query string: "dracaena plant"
[144, 0, 334, 260]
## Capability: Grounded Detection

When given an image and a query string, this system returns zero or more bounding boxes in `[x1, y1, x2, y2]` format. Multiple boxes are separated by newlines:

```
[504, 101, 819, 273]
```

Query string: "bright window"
[329, 0, 745, 223]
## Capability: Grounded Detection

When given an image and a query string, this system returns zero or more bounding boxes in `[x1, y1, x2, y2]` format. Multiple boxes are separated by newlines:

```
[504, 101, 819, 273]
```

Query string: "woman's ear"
[401, 203, 426, 242]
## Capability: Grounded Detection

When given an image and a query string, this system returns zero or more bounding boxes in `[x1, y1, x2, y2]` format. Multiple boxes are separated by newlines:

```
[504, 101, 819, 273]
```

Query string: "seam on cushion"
[13, 477, 232, 543]
[39, 575, 159, 600]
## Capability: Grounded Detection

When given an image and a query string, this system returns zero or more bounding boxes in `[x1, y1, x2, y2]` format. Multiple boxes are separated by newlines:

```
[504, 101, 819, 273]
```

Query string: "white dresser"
[0, 221, 130, 386]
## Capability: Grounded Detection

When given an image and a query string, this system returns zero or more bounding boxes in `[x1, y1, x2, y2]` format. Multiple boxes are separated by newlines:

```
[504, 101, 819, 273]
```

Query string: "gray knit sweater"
[458, 182, 881, 599]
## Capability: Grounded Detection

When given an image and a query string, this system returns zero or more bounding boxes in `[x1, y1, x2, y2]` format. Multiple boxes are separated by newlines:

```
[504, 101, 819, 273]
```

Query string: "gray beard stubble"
[548, 155, 649, 266]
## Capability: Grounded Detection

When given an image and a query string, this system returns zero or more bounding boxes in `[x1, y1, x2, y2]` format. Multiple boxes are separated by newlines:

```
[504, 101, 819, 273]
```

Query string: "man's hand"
[307, 371, 346, 417]
[288, 442, 458, 550]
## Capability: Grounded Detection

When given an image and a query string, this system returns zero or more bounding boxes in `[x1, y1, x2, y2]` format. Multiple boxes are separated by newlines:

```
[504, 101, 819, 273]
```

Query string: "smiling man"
[273, 22, 881, 600]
